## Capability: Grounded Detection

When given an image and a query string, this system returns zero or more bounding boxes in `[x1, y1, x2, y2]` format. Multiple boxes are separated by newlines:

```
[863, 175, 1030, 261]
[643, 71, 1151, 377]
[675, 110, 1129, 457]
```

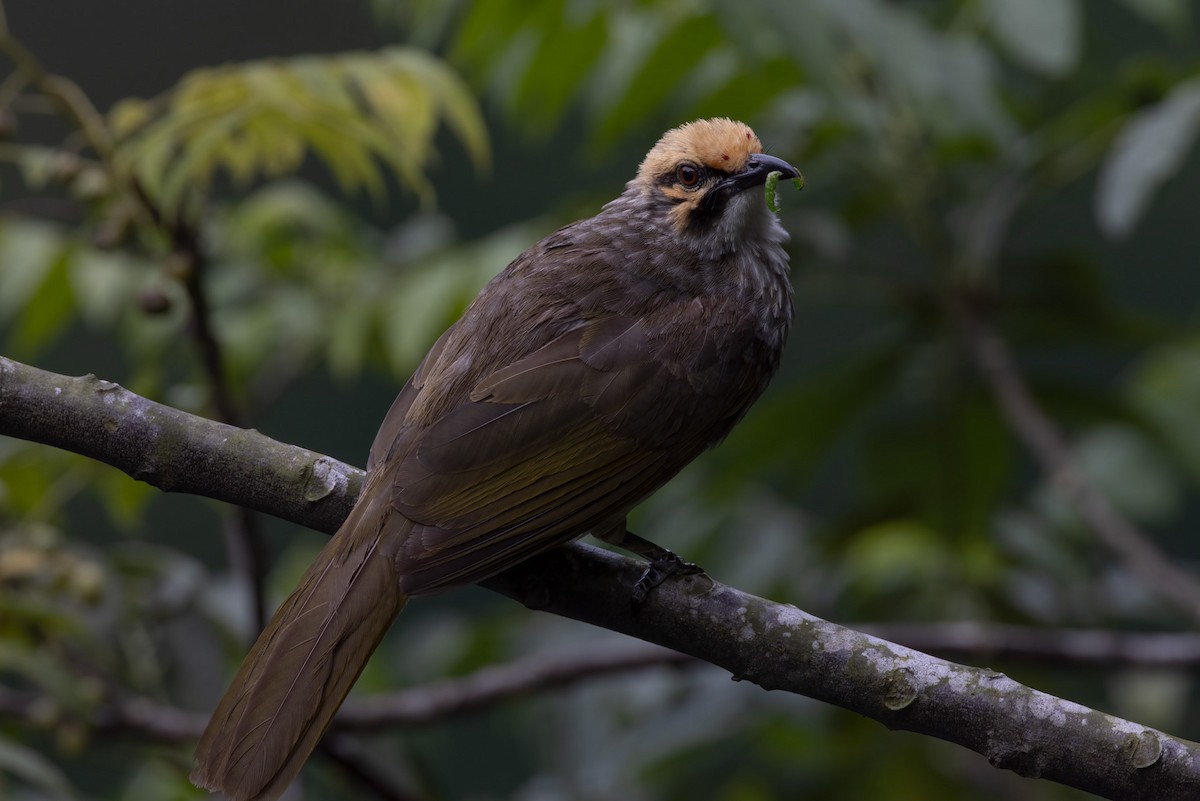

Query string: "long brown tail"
[192, 489, 409, 801]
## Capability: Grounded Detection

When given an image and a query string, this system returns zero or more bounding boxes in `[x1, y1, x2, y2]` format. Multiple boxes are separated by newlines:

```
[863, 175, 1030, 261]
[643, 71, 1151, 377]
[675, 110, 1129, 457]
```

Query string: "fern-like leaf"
[109, 47, 488, 213]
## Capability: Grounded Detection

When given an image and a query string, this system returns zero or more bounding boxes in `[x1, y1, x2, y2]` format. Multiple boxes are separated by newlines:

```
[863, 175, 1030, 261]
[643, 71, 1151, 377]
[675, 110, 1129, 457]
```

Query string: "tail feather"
[192, 496, 409, 801]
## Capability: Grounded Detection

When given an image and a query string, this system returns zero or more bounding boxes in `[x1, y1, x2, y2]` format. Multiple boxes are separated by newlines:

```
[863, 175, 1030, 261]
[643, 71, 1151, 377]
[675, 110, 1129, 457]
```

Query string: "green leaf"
[13, 145, 70, 191]
[821, 0, 1017, 145]
[1074, 426, 1181, 523]
[111, 48, 488, 210]
[326, 293, 373, 379]
[382, 224, 531, 373]
[1096, 77, 1200, 238]
[511, 4, 608, 132]
[984, 0, 1082, 77]
[95, 467, 158, 528]
[1115, 0, 1191, 34]
[382, 48, 490, 170]
[1127, 335, 1200, 485]
[844, 519, 946, 595]
[861, 395, 1013, 539]
[0, 735, 78, 801]
[0, 219, 64, 321]
[11, 241, 76, 357]
[449, 0, 538, 83]
[719, 344, 902, 486]
[119, 756, 205, 801]
[68, 248, 140, 326]
[0, 639, 89, 712]
[594, 12, 724, 145]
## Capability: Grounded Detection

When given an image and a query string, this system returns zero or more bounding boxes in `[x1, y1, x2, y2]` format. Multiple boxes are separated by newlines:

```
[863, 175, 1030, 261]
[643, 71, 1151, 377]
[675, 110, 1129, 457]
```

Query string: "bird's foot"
[595, 526, 706, 608]
[630, 550, 705, 608]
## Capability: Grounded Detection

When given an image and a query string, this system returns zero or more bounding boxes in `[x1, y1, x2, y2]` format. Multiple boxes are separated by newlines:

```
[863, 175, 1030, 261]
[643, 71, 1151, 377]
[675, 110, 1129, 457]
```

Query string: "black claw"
[630, 556, 705, 609]
[631, 565, 663, 608]
[612, 529, 705, 609]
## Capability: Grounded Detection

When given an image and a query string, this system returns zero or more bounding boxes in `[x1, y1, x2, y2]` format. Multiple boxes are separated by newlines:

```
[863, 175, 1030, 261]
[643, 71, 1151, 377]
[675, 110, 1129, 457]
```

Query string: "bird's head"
[634, 118, 799, 242]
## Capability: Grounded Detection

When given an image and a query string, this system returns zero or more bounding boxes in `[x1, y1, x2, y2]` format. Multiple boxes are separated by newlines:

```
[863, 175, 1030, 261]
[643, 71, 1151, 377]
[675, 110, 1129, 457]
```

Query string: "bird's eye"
[676, 163, 702, 188]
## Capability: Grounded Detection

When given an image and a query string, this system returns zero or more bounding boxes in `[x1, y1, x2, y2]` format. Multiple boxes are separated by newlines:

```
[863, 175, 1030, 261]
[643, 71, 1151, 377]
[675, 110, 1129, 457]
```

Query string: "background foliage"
[2, 0, 1200, 799]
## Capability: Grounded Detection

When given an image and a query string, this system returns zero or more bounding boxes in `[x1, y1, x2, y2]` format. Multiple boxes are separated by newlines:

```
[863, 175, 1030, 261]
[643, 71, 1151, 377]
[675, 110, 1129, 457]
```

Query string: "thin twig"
[0, 9, 113, 160]
[954, 298, 1200, 622]
[0, 644, 695, 742]
[131, 163, 264, 634]
[337, 642, 693, 729]
[223, 506, 269, 631]
[172, 232, 269, 634]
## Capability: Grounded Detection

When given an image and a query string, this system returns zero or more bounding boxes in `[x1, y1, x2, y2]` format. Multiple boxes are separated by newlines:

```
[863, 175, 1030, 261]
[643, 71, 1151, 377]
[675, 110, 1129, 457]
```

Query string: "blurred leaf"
[843, 519, 946, 597]
[0, 736, 78, 801]
[1074, 425, 1182, 523]
[1096, 77, 1200, 238]
[11, 146, 77, 191]
[438, 0, 811, 149]
[818, 0, 1017, 145]
[0, 639, 89, 711]
[119, 756, 205, 801]
[447, 0, 539, 87]
[67, 249, 141, 327]
[111, 48, 488, 211]
[593, 12, 724, 144]
[1107, 669, 1192, 733]
[0, 219, 64, 321]
[1115, 0, 1191, 33]
[1127, 335, 1200, 485]
[984, 0, 1081, 77]
[860, 393, 1013, 539]
[95, 468, 157, 528]
[110, 542, 205, 616]
[326, 291, 374, 379]
[11, 242, 76, 358]
[511, 4, 608, 132]
[382, 223, 534, 373]
[725, 345, 901, 485]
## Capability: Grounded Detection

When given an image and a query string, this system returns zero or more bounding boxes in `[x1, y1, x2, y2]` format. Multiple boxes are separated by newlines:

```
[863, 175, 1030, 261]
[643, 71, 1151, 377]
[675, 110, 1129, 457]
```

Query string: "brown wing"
[366, 326, 456, 474]
[378, 305, 767, 597]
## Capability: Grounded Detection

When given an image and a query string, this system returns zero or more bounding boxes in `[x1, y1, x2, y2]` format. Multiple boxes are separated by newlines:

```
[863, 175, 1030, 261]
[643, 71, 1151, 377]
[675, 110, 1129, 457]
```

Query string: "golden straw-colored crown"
[637, 118, 763, 186]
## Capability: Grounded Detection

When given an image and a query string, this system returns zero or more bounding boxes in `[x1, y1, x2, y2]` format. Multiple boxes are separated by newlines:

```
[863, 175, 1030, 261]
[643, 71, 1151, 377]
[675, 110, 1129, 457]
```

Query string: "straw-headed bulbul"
[192, 117, 800, 800]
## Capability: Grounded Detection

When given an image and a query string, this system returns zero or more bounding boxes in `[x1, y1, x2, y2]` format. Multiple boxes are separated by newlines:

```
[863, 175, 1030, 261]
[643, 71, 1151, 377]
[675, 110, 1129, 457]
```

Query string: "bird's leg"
[598, 525, 705, 607]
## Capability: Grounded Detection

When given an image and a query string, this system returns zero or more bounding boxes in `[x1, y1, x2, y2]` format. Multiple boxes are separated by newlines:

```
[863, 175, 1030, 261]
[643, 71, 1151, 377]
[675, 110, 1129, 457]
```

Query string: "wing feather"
[380, 310, 744, 595]
[192, 483, 408, 800]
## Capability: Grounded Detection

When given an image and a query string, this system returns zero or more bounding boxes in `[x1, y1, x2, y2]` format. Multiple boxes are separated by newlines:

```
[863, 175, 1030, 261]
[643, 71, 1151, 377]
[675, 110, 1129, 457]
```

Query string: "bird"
[191, 117, 800, 801]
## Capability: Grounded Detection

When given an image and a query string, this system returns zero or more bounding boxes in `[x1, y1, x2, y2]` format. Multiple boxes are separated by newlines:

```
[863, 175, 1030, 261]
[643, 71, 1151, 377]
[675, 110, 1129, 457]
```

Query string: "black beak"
[698, 153, 800, 217]
[723, 153, 800, 194]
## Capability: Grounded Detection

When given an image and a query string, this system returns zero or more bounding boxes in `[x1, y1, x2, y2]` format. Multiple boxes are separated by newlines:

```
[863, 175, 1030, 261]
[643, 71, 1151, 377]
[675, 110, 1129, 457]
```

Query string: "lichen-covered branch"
[2, 355, 1199, 801]
[0, 356, 362, 534]
[488, 547, 1200, 800]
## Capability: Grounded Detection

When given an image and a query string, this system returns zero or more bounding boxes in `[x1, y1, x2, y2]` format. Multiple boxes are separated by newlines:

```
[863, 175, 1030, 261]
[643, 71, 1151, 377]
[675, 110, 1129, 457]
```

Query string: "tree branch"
[318, 735, 419, 801]
[336, 642, 693, 730]
[0, 643, 694, 749]
[954, 301, 1200, 622]
[3, 355, 1199, 801]
[0, 3, 113, 161]
[0, 356, 363, 534]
